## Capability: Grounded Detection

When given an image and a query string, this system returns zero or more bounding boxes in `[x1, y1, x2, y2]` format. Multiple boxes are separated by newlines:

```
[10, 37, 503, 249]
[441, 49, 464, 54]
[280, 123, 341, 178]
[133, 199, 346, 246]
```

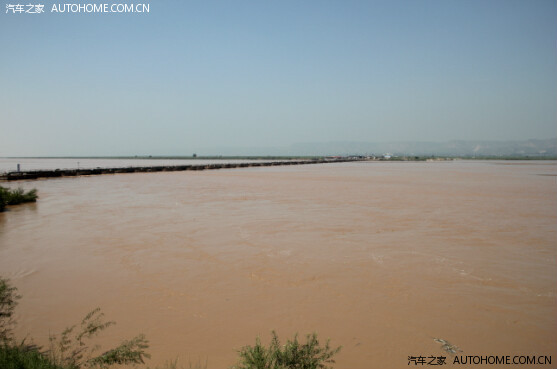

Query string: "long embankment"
[0, 158, 360, 181]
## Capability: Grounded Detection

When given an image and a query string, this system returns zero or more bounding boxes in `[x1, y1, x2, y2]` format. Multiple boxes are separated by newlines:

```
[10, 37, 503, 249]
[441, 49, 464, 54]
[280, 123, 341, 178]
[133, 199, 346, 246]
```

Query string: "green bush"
[1, 277, 342, 369]
[0, 277, 20, 342]
[0, 277, 149, 369]
[0, 343, 65, 369]
[45, 307, 150, 369]
[0, 188, 5, 212]
[0, 186, 38, 212]
[234, 331, 341, 369]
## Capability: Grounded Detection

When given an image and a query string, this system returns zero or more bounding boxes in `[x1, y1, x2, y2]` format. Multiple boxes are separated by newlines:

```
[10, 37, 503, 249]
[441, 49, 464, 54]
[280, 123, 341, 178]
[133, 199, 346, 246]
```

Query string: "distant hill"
[286, 138, 557, 157]
[194, 138, 557, 157]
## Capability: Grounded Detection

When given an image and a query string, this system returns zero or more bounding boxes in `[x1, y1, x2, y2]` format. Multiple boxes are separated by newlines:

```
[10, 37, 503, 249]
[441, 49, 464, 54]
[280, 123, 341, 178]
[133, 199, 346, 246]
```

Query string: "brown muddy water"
[1, 161, 556, 368]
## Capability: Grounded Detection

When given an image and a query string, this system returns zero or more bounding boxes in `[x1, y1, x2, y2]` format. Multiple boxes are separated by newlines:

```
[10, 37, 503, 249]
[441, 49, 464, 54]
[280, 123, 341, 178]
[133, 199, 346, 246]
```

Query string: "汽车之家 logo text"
[6, 3, 150, 13]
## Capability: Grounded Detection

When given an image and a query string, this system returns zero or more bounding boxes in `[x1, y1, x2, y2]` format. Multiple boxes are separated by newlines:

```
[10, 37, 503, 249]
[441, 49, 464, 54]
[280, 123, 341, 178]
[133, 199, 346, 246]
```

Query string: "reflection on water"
[0, 161, 556, 369]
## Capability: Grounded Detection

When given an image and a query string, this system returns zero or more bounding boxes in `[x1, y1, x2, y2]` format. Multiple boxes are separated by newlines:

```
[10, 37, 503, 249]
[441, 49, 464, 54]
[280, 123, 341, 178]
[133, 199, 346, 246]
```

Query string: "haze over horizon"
[1, 0, 556, 157]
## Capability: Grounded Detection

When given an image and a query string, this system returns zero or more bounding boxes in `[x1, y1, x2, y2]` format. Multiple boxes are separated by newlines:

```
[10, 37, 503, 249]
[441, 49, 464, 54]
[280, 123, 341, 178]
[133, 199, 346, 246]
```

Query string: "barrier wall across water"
[0, 158, 358, 181]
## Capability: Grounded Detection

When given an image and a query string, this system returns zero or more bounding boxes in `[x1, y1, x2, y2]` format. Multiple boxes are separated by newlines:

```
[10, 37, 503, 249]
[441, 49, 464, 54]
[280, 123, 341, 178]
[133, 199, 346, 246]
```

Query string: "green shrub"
[0, 186, 8, 212]
[46, 308, 150, 369]
[0, 343, 65, 369]
[1, 277, 149, 369]
[0, 186, 38, 212]
[0, 277, 20, 342]
[234, 331, 341, 369]
[1, 277, 342, 369]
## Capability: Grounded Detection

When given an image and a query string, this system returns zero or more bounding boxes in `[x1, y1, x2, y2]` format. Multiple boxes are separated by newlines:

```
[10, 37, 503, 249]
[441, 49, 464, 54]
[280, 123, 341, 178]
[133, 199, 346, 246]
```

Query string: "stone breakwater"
[0, 158, 359, 181]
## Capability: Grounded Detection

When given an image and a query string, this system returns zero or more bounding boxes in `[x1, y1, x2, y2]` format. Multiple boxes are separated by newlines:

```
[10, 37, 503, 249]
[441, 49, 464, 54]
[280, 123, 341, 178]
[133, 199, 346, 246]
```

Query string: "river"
[1, 160, 556, 368]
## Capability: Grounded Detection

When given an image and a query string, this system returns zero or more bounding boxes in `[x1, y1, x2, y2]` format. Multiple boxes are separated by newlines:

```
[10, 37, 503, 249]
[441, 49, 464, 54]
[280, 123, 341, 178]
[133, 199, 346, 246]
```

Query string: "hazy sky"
[1, 0, 556, 156]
